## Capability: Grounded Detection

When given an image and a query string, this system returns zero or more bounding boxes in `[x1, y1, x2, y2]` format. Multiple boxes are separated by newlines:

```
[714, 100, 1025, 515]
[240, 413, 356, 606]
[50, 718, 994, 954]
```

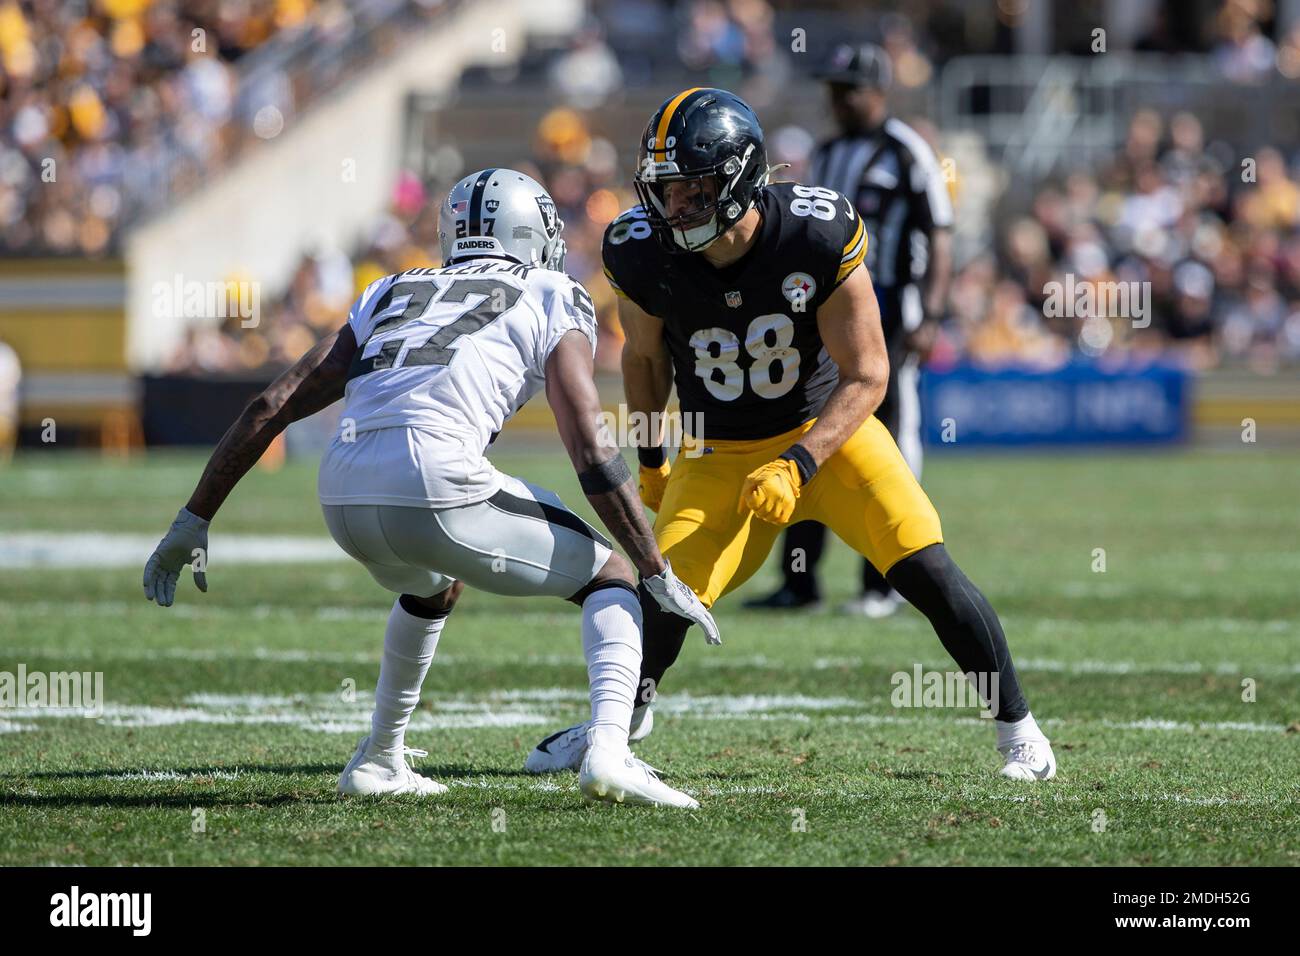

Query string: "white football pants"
[321, 473, 613, 600]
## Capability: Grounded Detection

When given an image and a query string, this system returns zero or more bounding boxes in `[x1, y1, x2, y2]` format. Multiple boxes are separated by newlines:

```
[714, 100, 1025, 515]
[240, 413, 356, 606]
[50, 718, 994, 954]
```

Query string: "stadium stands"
[2, 0, 1297, 447]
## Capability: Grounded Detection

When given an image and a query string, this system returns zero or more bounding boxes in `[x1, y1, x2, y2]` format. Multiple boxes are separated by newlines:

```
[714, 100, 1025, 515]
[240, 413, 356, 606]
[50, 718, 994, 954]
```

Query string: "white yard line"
[5, 598, 1295, 638]
[1, 598, 567, 628]
[1, 688, 1292, 736]
[7, 644, 1299, 678]
[0, 532, 347, 569]
[1097, 717, 1289, 734]
[106, 769, 244, 782]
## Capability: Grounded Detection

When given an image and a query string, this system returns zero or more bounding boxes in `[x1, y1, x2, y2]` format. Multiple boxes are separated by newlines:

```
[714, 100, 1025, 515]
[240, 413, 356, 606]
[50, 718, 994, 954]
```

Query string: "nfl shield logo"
[725, 290, 743, 308]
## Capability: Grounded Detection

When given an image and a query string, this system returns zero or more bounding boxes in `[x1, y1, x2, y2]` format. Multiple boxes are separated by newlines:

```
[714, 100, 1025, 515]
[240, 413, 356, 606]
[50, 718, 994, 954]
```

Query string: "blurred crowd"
[165, 101, 1300, 379]
[2, 0, 302, 255]
[165, 113, 637, 374]
[2, 0, 1297, 376]
[944, 110, 1300, 374]
[0, 0, 445, 256]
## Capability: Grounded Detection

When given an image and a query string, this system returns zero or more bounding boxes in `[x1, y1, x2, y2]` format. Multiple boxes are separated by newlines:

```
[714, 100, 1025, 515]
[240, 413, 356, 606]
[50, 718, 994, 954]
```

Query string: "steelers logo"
[782, 272, 817, 307]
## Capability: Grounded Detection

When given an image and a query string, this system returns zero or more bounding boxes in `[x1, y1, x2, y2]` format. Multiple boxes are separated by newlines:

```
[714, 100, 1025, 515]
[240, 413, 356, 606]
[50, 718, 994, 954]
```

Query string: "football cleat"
[629, 703, 654, 742]
[840, 590, 905, 619]
[524, 705, 654, 774]
[579, 739, 698, 809]
[338, 735, 447, 797]
[998, 740, 1057, 781]
[524, 721, 589, 773]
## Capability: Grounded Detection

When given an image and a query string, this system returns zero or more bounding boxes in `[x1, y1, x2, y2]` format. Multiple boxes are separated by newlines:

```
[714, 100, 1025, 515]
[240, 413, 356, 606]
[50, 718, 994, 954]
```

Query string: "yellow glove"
[739, 458, 802, 526]
[638, 460, 672, 512]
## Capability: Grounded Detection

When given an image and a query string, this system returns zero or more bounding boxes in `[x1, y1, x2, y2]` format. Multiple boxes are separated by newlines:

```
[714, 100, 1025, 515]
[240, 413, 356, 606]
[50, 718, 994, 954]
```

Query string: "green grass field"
[1, 443, 1297, 866]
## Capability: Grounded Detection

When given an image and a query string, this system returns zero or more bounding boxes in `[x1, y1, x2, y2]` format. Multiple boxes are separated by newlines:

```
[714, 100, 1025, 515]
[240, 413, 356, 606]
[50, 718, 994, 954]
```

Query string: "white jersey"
[318, 259, 596, 508]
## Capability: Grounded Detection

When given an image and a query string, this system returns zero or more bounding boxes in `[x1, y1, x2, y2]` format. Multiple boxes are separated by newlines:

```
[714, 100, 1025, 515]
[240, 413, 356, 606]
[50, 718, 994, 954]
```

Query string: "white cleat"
[629, 703, 654, 742]
[525, 704, 654, 773]
[999, 740, 1057, 781]
[840, 591, 905, 619]
[579, 740, 698, 809]
[524, 721, 589, 773]
[338, 735, 447, 797]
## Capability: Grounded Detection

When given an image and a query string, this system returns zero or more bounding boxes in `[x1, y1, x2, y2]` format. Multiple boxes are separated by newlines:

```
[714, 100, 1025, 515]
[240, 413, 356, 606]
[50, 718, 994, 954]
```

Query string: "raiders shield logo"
[535, 196, 560, 239]
[485, 198, 501, 213]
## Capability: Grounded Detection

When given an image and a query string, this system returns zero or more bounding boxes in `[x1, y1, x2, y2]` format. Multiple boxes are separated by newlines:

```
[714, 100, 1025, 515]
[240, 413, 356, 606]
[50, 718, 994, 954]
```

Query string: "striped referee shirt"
[811, 117, 953, 291]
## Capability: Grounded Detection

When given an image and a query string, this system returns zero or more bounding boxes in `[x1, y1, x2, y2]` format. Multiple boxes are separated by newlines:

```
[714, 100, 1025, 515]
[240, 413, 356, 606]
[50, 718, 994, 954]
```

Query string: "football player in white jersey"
[143, 169, 719, 809]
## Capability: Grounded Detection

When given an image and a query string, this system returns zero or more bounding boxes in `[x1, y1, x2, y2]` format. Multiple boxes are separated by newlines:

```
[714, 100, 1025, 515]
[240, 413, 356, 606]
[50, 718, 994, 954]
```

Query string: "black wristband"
[578, 455, 632, 494]
[637, 445, 667, 469]
[779, 443, 818, 485]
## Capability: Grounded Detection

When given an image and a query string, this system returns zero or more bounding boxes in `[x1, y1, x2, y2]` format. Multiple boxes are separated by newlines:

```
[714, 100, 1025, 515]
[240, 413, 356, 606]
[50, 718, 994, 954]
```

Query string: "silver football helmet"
[439, 168, 566, 271]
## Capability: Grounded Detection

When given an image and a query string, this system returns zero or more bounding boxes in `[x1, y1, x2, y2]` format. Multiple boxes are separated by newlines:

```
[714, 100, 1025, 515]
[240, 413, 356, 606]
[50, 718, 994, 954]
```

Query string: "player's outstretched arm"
[738, 265, 888, 525]
[548, 330, 665, 578]
[186, 326, 358, 520]
[617, 297, 675, 511]
[143, 326, 357, 606]
[546, 330, 719, 644]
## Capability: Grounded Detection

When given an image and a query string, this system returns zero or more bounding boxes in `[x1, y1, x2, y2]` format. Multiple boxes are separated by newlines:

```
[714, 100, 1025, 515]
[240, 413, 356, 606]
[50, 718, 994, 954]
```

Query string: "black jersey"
[602, 181, 867, 441]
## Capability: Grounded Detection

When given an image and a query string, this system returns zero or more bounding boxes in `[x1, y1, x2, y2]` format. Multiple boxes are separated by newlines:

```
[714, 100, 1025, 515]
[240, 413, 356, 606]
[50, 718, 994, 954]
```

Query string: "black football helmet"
[633, 88, 769, 252]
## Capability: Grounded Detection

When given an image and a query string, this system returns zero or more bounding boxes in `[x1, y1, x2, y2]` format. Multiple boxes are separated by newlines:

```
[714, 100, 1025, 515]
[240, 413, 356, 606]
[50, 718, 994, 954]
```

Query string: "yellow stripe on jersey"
[654, 87, 704, 154]
[603, 265, 628, 298]
[837, 217, 867, 283]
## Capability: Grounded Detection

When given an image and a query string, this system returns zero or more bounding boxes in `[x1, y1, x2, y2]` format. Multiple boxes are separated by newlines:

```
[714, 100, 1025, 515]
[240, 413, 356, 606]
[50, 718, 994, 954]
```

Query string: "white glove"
[143, 507, 210, 607]
[548, 236, 568, 273]
[642, 561, 721, 646]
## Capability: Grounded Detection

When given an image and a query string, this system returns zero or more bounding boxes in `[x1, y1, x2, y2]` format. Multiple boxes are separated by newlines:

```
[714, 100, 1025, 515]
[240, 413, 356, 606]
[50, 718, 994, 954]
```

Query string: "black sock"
[886, 544, 1029, 722]
[781, 520, 827, 600]
[636, 582, 692, 705]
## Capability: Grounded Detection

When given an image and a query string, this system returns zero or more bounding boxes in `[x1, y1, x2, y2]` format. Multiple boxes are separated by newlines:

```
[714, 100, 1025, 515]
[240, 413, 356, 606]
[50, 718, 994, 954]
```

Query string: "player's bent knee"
[400, 581, 464, 619]
[567, 552, 636, 606]
[886, 543, 982, 624]
[887, 543, 951, 585]
[596, 550, 636, 585]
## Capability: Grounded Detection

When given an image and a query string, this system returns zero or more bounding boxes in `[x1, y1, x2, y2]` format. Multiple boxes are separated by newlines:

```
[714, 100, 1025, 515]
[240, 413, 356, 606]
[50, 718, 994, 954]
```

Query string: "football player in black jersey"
[526, 88, 1056, 784]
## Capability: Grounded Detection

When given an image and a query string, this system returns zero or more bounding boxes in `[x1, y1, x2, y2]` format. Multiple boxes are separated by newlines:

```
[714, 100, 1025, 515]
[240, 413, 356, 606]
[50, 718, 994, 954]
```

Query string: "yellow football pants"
[654, 416, 943, 607]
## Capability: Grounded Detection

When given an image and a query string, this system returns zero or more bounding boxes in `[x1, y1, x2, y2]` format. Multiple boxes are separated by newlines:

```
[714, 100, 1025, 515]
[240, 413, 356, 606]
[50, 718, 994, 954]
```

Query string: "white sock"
[996, 711, 1048, 752]
[581, 586, 642, 751]
[368, 598, 447, 759]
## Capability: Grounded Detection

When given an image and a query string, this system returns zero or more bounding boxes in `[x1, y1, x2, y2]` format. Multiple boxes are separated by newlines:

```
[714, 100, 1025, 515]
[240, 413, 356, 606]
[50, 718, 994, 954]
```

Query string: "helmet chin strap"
[674, 187, 760, 251]
[679, 150, 768, 251]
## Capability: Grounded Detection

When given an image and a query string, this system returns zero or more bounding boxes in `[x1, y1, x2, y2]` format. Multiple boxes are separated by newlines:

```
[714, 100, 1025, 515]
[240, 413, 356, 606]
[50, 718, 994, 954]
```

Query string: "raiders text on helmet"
[634, 88, 769, 252]
[439, 168, 567, 271]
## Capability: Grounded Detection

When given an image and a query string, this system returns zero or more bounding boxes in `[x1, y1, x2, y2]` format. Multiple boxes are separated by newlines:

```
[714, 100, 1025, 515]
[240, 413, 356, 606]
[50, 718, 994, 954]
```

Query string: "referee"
[746, 42, 953, 617]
